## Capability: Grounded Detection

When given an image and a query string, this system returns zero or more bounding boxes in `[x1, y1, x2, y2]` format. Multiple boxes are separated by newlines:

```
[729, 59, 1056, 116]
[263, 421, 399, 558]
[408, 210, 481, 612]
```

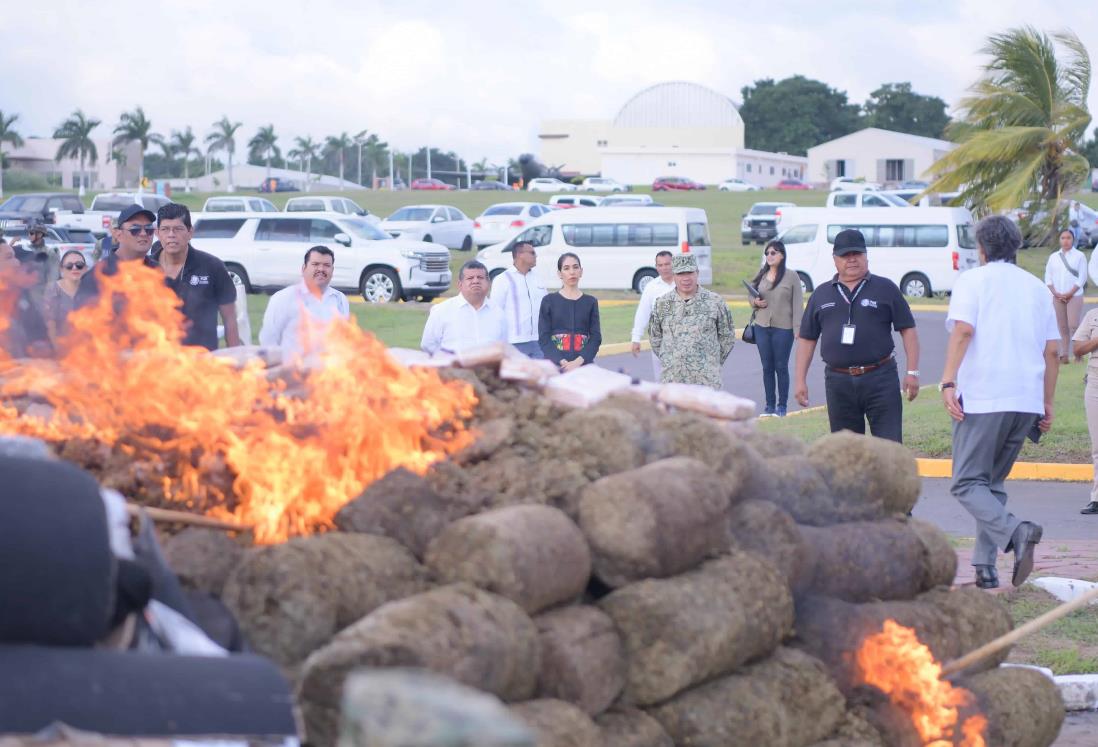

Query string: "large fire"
[856, 620, 988, 747]
[0, 262, 477, 543]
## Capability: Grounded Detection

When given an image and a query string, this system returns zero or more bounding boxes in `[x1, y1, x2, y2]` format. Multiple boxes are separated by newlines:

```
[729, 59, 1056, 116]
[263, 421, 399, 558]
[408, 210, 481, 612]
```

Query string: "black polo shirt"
[153, 245, 236, 351]
[74, 252, 162, 309]
[799, 272, 915, 369]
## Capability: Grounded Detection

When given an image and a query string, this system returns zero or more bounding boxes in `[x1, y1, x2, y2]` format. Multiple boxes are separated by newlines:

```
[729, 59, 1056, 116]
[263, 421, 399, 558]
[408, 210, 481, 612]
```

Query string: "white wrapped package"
[499, 356, 559, 386]
[657, 383, 756, 420]
[455, 341, 520, 368]
[543, 365, 633, 408]
[210, 345, 283, 369]
[388, 347, 456, 368]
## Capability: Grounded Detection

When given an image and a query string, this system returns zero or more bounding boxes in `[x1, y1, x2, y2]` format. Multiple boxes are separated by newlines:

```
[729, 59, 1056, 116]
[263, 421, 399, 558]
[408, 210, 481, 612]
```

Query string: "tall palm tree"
[113, 107, 160, 186]
[927, 27, 1092, 242]
[171, 127, 201, 193]
[0, 110, 25, 199]
[325, 132, 353, 191]
[205, 116, 242, 192]
[248, 124, 280, 182]
[293, 136, 320, 192]
[363, 133, 390, 186]
[156, 138, 177, 179]
[54, 109, 101, 196]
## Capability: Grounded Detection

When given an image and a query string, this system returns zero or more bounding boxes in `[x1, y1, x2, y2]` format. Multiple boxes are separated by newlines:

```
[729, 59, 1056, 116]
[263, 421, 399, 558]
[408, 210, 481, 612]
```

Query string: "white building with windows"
[538, 81, 806, 187]
[806, 127, 955, 186]
[3, 137, 139, 190]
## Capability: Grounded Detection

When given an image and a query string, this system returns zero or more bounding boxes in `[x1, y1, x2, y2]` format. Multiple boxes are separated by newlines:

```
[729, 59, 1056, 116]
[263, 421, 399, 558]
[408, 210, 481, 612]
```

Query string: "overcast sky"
[4, 0, 1096, 164]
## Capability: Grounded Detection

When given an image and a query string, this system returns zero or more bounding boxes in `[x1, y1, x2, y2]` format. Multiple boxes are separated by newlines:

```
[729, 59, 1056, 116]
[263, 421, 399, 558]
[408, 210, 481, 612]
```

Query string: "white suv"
[581, 177, 627, 193]
[527, 177, 577, 193]
[202, 196, 278, 213]
[830, 177, 881, 192]
[285, 196, 380, 225]
[191, 212, 452, 303]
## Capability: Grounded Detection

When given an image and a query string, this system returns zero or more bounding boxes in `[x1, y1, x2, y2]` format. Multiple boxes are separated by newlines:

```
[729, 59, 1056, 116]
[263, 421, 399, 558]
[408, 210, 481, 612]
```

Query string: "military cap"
[672, 254, 698, 273]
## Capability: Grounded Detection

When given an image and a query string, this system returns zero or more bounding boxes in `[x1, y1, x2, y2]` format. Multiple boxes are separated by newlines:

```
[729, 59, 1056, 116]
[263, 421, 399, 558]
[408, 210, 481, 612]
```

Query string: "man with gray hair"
[939, 215, 1060, 589]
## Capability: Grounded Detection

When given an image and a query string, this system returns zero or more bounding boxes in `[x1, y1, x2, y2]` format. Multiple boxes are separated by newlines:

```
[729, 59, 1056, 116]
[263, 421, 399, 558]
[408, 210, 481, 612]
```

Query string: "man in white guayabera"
[421, 260, 507, 356]
[490, 240, 546, 358]
[259, 246, 350, 361]
[631, 250, 675, 378]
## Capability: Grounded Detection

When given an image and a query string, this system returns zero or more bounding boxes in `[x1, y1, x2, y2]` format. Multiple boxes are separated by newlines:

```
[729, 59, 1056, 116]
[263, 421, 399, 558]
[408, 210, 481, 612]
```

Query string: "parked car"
[411, 178, 456, 191]
[718, 178, 761, 192]
[54, 193, 172, 237]
[470, 181, 513, 191]
[598, 194, 655, 207]
[285, 196, 380, 224]
[897, 180, 930, 190]
[0, 192, 86, 228]
[380, 205, 475, 251]
[1, 223, 99, 266]
[776, 179, 812, 191]
[527, 178, 577, 193]
[202, 196, 278, 213]
[581, 177, 628, 193]
[258, 177, 299, 193]
[826, 191, 911, 208]
[191, 212, 451, 303]
[652, 176, 705, 191]
[829, 177, 880, 192]
[548, 195, 600, 208]
[473, 202, 552, 248]
[741, 202, 795, 245]
[477, 207, 712, 292]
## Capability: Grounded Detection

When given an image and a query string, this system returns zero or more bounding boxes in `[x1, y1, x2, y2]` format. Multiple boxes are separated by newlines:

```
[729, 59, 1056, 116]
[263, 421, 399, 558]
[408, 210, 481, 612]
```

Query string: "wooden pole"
[125, 502, 251, 533]
[941, 584, 1098, 677]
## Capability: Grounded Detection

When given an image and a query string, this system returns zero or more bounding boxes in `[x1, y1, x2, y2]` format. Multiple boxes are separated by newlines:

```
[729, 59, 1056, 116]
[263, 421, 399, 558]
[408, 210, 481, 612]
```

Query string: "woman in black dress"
[538, 252, 601, 370]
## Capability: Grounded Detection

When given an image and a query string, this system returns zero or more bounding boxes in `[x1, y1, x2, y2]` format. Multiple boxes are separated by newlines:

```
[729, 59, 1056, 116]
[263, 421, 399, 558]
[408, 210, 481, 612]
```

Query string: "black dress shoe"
[1009, 521, 1043, 587]
[974, 565, 999, 589]
[1082, 501, 1098, 515]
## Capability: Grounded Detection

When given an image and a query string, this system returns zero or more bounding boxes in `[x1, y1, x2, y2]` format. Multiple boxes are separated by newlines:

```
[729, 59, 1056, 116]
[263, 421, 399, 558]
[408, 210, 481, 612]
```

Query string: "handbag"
[741, 310, 758, 344]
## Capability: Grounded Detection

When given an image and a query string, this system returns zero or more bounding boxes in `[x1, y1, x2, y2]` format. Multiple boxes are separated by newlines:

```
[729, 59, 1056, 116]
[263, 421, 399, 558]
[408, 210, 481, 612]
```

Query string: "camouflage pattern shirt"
[647, 286, 734, 389]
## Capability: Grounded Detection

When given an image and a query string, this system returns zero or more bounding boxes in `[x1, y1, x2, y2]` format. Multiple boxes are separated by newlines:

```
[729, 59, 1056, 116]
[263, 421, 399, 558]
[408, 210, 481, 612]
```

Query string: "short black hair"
[157, 202, 192, 230]
[655, 250, 673, 261]
[513, 240, 534, 252]
[459, 260, 488, 281]
[303, 245, 335, 266]
[557, 252, 581, 271]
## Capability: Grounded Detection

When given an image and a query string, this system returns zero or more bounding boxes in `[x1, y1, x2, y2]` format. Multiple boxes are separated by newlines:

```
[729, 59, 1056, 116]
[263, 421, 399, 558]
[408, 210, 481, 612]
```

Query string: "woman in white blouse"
[1044, 228, 1088, 364]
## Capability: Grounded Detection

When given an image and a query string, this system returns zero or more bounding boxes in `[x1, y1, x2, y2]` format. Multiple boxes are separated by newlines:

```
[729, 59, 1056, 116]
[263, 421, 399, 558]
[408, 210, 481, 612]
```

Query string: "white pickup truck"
[54, 193, 173, 237]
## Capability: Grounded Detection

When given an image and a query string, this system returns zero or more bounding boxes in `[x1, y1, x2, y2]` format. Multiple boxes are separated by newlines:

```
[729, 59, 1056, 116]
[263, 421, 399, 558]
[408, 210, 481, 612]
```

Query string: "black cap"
[116, 204, 156, 226]
[833, 229, 868, 256]
[27, 221, 46, 234]
[12, 245, 39, 265]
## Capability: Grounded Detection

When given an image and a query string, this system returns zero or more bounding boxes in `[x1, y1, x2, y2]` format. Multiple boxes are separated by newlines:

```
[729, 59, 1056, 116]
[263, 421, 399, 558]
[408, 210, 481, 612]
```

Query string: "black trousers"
[823, 359, 903, 443]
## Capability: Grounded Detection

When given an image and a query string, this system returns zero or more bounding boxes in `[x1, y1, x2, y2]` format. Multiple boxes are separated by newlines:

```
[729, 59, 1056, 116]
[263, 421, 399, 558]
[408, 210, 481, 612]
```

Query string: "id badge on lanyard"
[838, 279, 867, 346]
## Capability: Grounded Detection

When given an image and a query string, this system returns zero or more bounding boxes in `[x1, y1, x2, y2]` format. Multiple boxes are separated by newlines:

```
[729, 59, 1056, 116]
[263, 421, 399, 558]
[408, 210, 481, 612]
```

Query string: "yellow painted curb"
[601, 341, 648, 356]
[917, 458, 1094, 482]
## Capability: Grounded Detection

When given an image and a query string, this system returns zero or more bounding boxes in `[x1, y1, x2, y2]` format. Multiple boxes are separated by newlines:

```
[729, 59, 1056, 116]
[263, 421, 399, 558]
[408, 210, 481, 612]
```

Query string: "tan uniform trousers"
[1055, 295, 1084, 359]
[1087, 373, 1098, 502]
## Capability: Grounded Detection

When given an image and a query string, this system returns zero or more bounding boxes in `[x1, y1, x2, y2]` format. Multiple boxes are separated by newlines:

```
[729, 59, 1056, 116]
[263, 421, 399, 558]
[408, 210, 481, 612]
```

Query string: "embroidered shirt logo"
[189, 275, 209, 286]
[860, 298, 878, 308]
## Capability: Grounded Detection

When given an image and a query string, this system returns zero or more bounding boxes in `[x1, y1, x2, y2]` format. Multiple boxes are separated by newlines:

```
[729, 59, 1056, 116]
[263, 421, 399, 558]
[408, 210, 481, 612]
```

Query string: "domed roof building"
[539, 81, 805, 187]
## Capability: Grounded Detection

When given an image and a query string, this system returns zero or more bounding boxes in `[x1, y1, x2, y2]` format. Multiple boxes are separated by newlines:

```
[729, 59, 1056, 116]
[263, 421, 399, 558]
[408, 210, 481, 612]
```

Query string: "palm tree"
[364, 133, 390, 186]
[927, 27, 1092, 242]
[54, 109, 101, 196]
[325, 132, 353, 191]
[0, 110, 25, 199]
[293, 135, 320, 192]
[171, 127, 201, 193]
[205, 116, 242, 192]
[156, 138, 177, 179]
[113, 107, 160, 187]
[248, 124, 280, 182]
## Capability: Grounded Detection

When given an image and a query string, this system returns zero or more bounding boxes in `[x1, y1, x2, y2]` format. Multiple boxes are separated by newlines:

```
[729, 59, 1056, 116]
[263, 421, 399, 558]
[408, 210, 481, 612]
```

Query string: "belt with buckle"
[828, 355, 894, 376]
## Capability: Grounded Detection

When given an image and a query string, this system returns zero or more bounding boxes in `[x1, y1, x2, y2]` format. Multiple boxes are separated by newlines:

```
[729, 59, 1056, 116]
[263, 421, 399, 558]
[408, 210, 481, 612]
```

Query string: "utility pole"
[389, 151, 395, 191]
[426, 146, 432, 180]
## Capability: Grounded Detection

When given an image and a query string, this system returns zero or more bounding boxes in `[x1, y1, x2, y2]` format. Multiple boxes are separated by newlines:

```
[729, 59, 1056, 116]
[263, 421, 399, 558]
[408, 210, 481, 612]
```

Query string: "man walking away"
[940, 215, 1058, 589]
[490, 240, 546, 358]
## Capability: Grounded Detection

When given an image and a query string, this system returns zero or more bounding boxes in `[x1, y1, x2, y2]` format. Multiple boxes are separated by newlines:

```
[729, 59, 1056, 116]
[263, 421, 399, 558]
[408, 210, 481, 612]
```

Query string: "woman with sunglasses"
[538, 252, 601, 371]
[42, 249, 90, 342]
[749, 240, 803, 416]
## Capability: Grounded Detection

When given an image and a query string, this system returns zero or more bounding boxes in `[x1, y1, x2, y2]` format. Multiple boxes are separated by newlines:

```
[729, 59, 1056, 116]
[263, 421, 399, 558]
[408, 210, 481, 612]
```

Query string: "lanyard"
[836, 277, 868, 325]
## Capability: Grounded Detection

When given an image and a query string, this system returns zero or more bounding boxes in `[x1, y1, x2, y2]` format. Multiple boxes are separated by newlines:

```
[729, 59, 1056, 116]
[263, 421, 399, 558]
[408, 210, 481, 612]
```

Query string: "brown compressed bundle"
[806, 430, 920, 516]
[599, 552, 793, 705]
[919, 587, 1014, 671]
[578, 457, 731, 587]
[510, 699, 602, 747]
[161, 527, 245, 595]
[727, 499, 810, 591]
[644, 411, 761, 483]
[425, 505, 591, 614]
[595, 708, 673, 747]
[908, 517, 958, 588]
[810, 707, 886, 747]
[962, 667, 1064, 747]
[649, 647, 846, 747]
[765, 456, 874, 525]
[752, 431, 808, 458]
[534, 606, 624, 715]
[298, 584, 539, 742]
[334, 466, 483, 558]
[555, 407, 647, 480]
[221, 532, 429, 667]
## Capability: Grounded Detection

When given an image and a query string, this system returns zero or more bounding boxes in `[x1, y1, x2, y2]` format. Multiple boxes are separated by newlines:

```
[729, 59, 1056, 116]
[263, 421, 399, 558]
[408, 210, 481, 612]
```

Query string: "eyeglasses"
[158, 226, 189, 235]
[123, 225, 156, 236]
[63, 262, 87, 271]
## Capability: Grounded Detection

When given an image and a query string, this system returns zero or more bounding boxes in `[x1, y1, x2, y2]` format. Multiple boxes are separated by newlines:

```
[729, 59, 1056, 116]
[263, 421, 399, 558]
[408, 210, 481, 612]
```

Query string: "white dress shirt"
[490, 266, 547, 344]
[421, 293, 508, 355]
[258, 282, 350, 360]
[631, 276, 675, 343]
[1044, 248, 1088, 295]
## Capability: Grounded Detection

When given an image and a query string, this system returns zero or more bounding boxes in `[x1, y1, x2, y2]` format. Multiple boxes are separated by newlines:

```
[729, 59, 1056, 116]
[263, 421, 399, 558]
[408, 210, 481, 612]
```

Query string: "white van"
[191, 212, 452, 303]
[477, 207, 712, 293]
[774, 206, 978, 298]
[825, 191, 911, 208]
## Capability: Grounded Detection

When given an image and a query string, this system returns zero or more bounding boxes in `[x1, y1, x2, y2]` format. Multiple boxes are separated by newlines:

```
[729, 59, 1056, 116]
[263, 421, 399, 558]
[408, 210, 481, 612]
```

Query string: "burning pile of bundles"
[161, 348, 1065, 747]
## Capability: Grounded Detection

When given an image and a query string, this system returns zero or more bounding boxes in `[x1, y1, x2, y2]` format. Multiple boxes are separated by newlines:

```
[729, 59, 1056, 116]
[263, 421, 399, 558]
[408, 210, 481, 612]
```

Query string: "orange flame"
[0, 262, 476, 543]
[856, 620, 988, 747]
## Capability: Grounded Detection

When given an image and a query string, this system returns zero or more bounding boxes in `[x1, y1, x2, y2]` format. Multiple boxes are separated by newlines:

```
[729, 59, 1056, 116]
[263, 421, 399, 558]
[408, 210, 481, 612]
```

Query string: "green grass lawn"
[758, 365, 1090, 463]
[1005, 584, 1098, 674]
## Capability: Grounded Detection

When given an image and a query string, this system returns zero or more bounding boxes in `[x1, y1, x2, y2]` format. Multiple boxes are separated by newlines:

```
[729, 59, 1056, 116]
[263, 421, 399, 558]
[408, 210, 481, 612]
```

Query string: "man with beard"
[259, 245, 350, 360]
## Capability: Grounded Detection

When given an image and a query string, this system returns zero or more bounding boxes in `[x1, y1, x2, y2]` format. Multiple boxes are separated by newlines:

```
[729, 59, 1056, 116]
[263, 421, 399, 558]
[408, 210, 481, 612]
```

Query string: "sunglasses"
[764, 250, 782, 256]
[122, 224, 156, 236]
[63, 262, 87, 271]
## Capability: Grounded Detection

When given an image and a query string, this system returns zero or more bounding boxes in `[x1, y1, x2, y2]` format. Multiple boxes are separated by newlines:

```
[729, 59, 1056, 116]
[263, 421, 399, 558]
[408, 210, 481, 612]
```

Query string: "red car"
[410, 178, 455, 191]
[652, 176, 706, 191]
[776, 178, 811, 190]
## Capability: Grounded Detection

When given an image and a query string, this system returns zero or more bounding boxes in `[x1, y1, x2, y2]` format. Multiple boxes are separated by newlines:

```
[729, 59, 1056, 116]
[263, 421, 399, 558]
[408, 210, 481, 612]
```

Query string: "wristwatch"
[938, 381, 956, 392]
[906, 370, 920, 377]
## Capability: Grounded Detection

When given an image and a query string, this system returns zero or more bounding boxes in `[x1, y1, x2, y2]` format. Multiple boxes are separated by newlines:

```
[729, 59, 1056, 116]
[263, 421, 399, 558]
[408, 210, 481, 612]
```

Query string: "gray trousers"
[951, 411, 1038, 566]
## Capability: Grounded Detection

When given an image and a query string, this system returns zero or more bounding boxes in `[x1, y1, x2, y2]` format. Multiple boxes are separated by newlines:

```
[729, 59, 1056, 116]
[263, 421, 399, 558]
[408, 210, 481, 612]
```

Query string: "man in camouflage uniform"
[648, 254, 734, 389]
